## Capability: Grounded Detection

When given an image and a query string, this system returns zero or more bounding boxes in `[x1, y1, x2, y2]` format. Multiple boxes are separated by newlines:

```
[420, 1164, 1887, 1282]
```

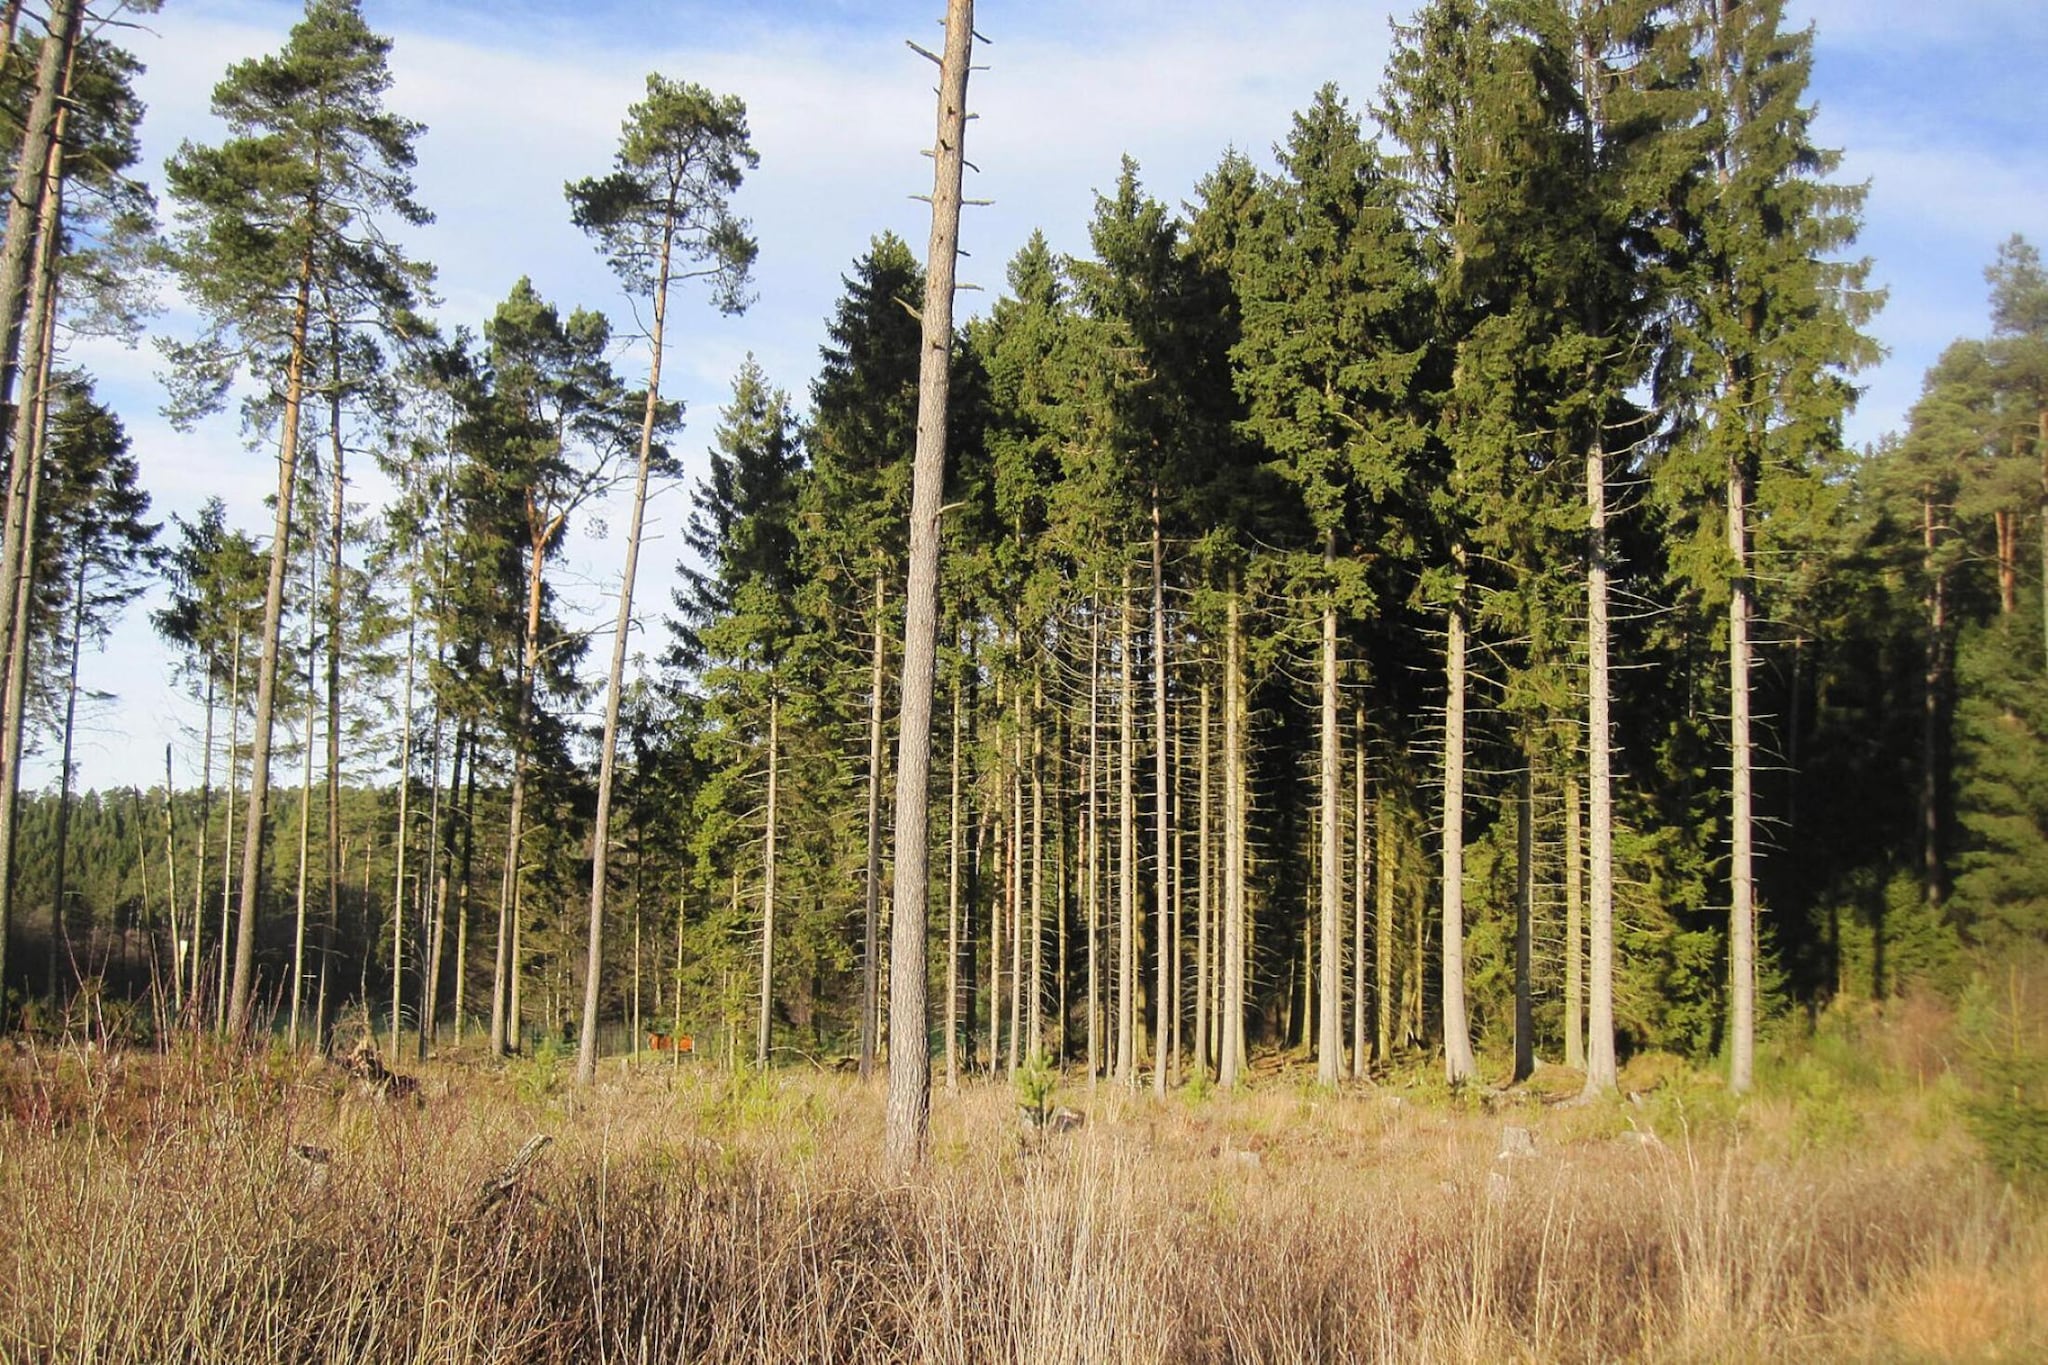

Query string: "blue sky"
[53, 0, 2048, 793]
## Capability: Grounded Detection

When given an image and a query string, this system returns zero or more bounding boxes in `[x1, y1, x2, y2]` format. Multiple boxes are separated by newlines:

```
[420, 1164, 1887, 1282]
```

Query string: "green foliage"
[1959, 960, 2048, 1185]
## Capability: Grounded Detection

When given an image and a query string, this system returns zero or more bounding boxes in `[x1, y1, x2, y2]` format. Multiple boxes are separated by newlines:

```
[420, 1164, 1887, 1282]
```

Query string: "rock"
[1497, 1125, 1538, 1160]
[1487, 1170, 1512, 1204]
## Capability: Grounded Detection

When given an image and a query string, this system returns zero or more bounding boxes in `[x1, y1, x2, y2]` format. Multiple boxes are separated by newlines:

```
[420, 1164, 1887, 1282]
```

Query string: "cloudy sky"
[53, 0, 2048, 793]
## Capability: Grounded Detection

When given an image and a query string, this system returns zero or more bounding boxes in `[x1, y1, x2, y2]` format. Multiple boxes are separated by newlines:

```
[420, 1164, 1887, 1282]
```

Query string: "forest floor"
[0, 1013, 2043, 1362]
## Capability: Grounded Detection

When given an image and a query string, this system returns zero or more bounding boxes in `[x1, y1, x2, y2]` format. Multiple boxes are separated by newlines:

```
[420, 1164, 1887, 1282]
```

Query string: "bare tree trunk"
[576, 224, 675, 1087]
[290, 535, 317, 1047]
[45, 552, 87, 999]
[1564, 773, 1584, 1071]
[1514, 753, 1534, 1083]
[1351, 707, 1367, 1079]
[1151, 498, 1172, 1095]
[0, 112, 65, 995]
[1030, 677, 1045, 1056]
[1317, 538, 1342, 1085]
[883, 0, 972, 1172]
[1086, 601, 1101, 1081]
[861, 569, 887, 1080]
[1007, 722, 1022, 1072]
[1584, 429, 1618, 1094]
[1194, 679, 1211, 1082]
[945, 664, 961, 1088]
[757, 690, 779, 1069]
[1442, 588, 1475, 1085]
[225, 234, 320, 1038]
[494, 541, 548, 1058]
[1729, 459, 1756, 1094]
[190, 669, 215, 1014]
[1222, 582, 1247, 1087]
[219, 624, 243, 1031]
[1117, 571, 1137, 1086]
[1376, 780, 1395, 1063]
[390, 599, 416, 1062]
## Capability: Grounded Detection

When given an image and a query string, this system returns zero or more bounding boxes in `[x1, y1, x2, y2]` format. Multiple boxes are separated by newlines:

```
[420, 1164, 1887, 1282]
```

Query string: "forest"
[5, 1, 2048, 1359]
[0, 0, 2039, 1128]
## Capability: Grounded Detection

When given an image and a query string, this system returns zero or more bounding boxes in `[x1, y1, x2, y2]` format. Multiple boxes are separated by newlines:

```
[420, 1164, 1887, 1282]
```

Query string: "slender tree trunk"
[945, 664, 961, 1088]
[1921, 490, 1944, 915]
[1007, 721, 1022, 1071]
[1318, 538, 1342, 1085]
[1151, 497, 1171, 1095]
[1194, 679, 1211, 1082]
[1564, 773, 1584, 1071]
[757, 690, 779, 1069]
[164, 748, 183, 1012]
[1222, 581, 1247, 1087]
[419, 702, 448, 1060]
[219, 626, 241, 1031]
[290, 535, 317, 1048]
[1351, 708, 1367, 1079]
[190, 669, 215, 1014]
[44, 551, 87, 999]
[861, 568, 887, 1080]
[226, 234, 318, 1039]
[1729, 456, 1757, 1094]
[0, 117, 64, 996]
[1585, 428, 1617, 1094]
[494, 538, 548, 1057]
[390, 599, 416, 1062]
[576, 224, 673, 1087]
[1442, 588, 1476, 1085]
[0, 0, 76, 426]
[1514, 752, 1535, 1083]
[881, 0, 972, 1174]
[1086, 600, 1101, 1081]
[1117, 571, 1137, 1086]
[454, 729, 475, 1046]
[1376, 780, 1395, 1063]
[1031, 677, 1045, 1056]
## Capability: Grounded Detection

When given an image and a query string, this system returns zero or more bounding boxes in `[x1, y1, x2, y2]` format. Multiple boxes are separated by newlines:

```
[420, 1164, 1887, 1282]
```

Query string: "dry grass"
[0, 1038, 2040, 1363]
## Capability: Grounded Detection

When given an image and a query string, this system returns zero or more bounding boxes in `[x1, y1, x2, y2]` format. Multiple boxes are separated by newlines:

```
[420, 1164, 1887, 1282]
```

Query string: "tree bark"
[576, 223, 674, 1088]
[861, 569, 887, 1080]
[1152, 498, 1172, 1095]
[1117, 571, 1137, 1086]
[1729, 456, 1756, 1094]
[290, 533, 317, 1047]
[1318, 539, 1342, 1085]
[1221, 581, 1247, 1087]
[1351, 707, 1367, 1079]
[757, 690, 779, 1069]
[1564, 773, 1584, 1071]
[945, 665, 961, 1088]
[1194, 679, 1211, 1081]
[1441, 586, 1476, 1085]
[390, 598, 416, 1062]
[882, 0, 971, 1175]
[45, 551, 87, 999]
[1585, 429, 1618, 1094]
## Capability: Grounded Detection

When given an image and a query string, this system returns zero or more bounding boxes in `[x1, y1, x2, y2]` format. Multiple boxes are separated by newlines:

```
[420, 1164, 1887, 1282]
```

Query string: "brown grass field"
[0, 1024, 2042, 1363]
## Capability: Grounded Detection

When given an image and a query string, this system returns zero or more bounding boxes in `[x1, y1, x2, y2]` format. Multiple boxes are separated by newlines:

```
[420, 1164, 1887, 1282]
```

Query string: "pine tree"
[162, 0, 432, 1036]
[567, 72, 755, 1086]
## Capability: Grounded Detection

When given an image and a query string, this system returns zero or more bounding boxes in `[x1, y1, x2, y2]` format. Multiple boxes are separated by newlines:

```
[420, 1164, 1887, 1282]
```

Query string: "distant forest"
[1, 0, 2043, 1100]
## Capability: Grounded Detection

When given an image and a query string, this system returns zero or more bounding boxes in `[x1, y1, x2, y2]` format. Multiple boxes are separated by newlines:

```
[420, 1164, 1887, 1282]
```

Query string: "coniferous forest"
[3, 3, 2048, 1356]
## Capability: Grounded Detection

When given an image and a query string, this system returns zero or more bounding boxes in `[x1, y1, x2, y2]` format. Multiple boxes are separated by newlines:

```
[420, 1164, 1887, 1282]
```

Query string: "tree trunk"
[1117, 571, 1137, 1086]
[1921, 489, 1944, 915]
[945, 663, 961, 1088]
[1194, 679, 1211, 1082]
[861, 568, 887, 1080]
[190, 668, 215, 1014]
[290, 534, 317, 1047]
[757, 690, 779, 1069]
[1351, 707, 1367, 1079]
[1086, 599, 1101, 1081]
[1564, 773, 1584, 1071]
[1375, 780, 1395, 1063]
[1221, 581, 1247, 1087]
[1031, 677, 1045, 1057]
[1441, 588, 1476, 1085]
[226, 232, 317, 1038]
[390, 597, 416, 1062]
[45, 550, 86, 999]
[1585, 428, 1618, 1094]
[576, 222, 674, 1088]
[1318, 539, 1342, 1085]
[1152, 496, 1172, 1095]
[0, 106, 65, 997]
[219, 626, 241, 1030]
[1514, 753, 1535, 1083]
[493, 535, 548, 1057]
[1729, 457, 1756, 1094]
[882, 0, 972, 1174]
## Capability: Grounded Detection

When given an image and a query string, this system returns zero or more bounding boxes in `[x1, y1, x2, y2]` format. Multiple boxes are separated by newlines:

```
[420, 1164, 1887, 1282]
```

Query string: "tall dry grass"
[0, 1038, 2039, 1363]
